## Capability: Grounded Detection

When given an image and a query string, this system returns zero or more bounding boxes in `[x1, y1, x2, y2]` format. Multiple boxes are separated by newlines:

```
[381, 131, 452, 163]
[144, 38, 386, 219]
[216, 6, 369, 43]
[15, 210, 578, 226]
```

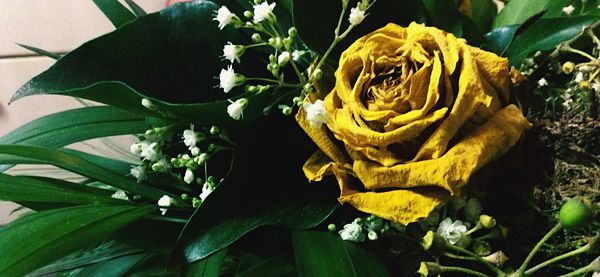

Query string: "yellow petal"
[296, 101, 348, 164]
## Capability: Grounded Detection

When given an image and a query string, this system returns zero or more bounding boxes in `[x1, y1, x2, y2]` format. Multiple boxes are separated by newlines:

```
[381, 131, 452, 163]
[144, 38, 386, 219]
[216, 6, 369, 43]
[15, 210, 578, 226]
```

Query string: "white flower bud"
[111, 190, 129, 201]
[338, 222, 365, 242]
[278, 51, 291, 66]
[183, 168, 195, 184]
[157, 195, 176, 215]
[348, 6, 366, 25]
[141, 98, 157, 111]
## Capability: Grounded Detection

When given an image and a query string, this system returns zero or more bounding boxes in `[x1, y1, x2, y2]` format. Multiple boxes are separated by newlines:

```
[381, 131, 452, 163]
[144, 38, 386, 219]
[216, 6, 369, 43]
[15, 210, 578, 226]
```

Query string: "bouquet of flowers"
[0, 0, 598, 276]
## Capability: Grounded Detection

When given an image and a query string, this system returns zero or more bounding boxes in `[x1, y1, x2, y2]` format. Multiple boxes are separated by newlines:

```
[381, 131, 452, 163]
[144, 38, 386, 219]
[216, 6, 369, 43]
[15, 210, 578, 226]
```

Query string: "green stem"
[517, 223, 563, 274]
[442, 251, 477, 261]
[466, 223, 483, 236]
[446, 243, 503, 275]
[334, 0, 349, 37]
[525, 244, 590, 276]
[557, 265, 593, 277]
[440, 266, 490, 277]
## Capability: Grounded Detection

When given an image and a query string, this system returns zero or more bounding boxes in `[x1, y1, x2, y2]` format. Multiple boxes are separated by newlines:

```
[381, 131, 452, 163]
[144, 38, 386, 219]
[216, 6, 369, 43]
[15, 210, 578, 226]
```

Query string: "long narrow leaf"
[0, 145, 171, 200]
[92, 0, 137, 28]
[0, 204, 154, 276]
[16, 44, 61, 59]
[124, 0, 147, 16]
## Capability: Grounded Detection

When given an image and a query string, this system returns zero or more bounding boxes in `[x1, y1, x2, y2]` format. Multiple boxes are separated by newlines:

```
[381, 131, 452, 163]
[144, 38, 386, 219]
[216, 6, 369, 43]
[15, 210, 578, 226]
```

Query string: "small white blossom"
[278, 51, 291, 66]
[140, 142, 160, 162]
[182, 125, 200, 150]
[199, 182, 215, 201]
[436, 218, 468, 245]
[222, 42, 245, 63]
[593, 83, 600, 92]
[141, 98, 157, 110]
[592, 272, 599, 277]
[130, 142, 143, 156]
[183, 168, 195, 184]
[190, 146, 201, 156]
[303, 99, 328, 128]
[338, 222, 365, 242]
[367, 230, 378, 240]
[292, 50, 305, 61]
[197, 153, 210, 165]
[537, 78, 548, 88]
[575, 72, 585, 83]
[562, 5, 575, 15]
[111, 190, 129, 201]
[348, 7, 366, 26]
[253, 1, 276, 23]
[157, 195, 176, 215]
[227, 98, 248, 120]
[130, 165, 146, 182]
[219, 66, 245, 93]
[214, 6, 237, 30]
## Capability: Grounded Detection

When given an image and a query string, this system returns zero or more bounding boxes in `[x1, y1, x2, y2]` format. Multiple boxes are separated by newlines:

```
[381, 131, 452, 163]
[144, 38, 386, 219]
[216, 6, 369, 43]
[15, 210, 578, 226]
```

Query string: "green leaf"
[292, 231, 390, 277]
[0, 106, 146, 147]
[71, 253, 149, 277]
[171, 116, 339, 264]
[11, 1, 279, 129]
[505, 16, 600, 66]
[484, 25, 519, 55]
[0, 145, 171, 200]
[293, 0, 428, 61]
[0, 173, 121, 205]
[235, 253, 295, 277]
[492, 0, 551, 28]
[16, 43, 60, 59]
[124, 0, 147, 16]
[466, 0, 497, 33]
[0, 204, 153, 276]
[92, 0, 137, 28]
[543, 0, 600, 18]
[185, 250, 227, 277]
[421, 0, 463, 37]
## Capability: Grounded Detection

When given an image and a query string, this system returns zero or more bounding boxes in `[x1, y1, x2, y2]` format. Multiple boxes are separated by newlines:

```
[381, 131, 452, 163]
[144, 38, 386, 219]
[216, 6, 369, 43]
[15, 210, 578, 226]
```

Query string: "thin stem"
[440, 266, 490, 277]
[466, 223, 483, 236]
[445, 243, 503, 275]
[441, 251, 477, 261]
[517, 223, 563, 274]
[557, 265, 593, 277]
[525, 244, 590, 275]
[335, 0, 349, 37]
[564, 45, 598, 61]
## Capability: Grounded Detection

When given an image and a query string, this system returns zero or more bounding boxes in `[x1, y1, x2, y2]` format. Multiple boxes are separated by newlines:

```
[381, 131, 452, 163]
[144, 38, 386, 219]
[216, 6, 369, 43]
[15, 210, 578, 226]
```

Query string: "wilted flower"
[338, 222, 365, 242]
[483, 251, 508, 267]
[436, 218, 468, 245]
[303, 99, 327, 128]
[253, 1, 276, 23]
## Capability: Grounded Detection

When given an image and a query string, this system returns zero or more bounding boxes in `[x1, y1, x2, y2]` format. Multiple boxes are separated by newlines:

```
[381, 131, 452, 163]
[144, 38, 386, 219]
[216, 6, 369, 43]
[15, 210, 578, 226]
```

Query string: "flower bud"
[181, 193, 189, 200]
[210, 126, 220, 135]
[278, 51, 291, 66]
[559, 197, 593, 230]
[141, 98, 157, 111]
[245, 85, 258, 93]
[288, 27, 297, 37]
[417, 262, 441, 277]
[483, 251, 508, 267]
[282, 106, 292, 116]
[192, 197, 201, 208]
[472, 240, 492, 256]
[243, 10, 253, 19]
[367, 230, 379, 240]
[312, 68, 323, 81]
[183, 168, 195, 184]
[479, 214, 496, 229]
[190, 147, 201, 156]
[580, 80, 592, 90]
[421, 230, 434, 250]
[562, 61, 575, 74]
[251, 33, 262, 42]
[328, 223, 336, 232]
[197, 153, 210, 165]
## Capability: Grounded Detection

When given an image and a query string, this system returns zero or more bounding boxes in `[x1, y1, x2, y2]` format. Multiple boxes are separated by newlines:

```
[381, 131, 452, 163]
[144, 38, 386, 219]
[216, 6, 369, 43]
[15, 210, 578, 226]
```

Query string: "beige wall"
[0, 1, 167, 224]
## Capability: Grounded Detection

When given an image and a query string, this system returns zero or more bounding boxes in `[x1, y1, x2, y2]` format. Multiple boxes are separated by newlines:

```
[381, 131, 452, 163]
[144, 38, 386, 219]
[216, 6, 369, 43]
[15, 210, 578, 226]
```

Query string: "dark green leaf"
[11, 2, 279, 129]
[16, 44, 60, 59]
[505, 16, 600, 66]
[0, 173, 120, 205]
[171, 116, 339, 264]
[185, 250, 227, 277]
[466, 0, 497, 34]
[0, 145, 171, 200]
[543, 0, 600, 18]
[492, 0, 551, 28]
[421, 0, 463, 37]
[92, 0, 137, 28]
[235, 253, 295, 277]
[484, 25, 519, 55]
[71, 253, 148, 277]
[293, 0, 427, 61]
[292, 231, 390, 277]
[124, 0, 147, 16]
[0, 204, 153, 276]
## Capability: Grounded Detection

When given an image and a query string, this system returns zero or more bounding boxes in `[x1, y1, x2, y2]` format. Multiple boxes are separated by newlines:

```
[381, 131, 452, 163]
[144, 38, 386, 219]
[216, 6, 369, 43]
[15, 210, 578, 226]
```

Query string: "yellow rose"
[297, 23, 532, 225]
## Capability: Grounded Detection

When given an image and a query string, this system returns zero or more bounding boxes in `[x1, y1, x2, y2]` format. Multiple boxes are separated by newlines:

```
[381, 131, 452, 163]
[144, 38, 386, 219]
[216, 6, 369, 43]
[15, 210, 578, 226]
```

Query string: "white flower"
[593, 83, 600, 92]
[219, 66, 245, 93]
[140, 142, 159, 162]
[214, 6, 237, 30]
[111, 190, 129, 201]
[592, 272, 599, 277]
[183, 168, 195, 184]
[151, 159, 169, 172]
[157, 195, 176, 215]
[190, 146, 201, 156]
[222, 42, 245, 63]
[303, 99, 328, 128]
[227, 98, 248, 120]
[348, 7, 366, 25]
[141, 98, 157, 110]
[436, 218, 468, 245]
[562, 5, 575, 15]
[196, 153, 210, 165]
[338, 222, 365, 242]
[199, 182, 215, 201]
[367, 230, 378, 241]
[130, 165, 146, 182]
[537, 78, 548, 88]
[278, 51, 291, 66]
[182, 125, 200, 150]
[253, 1, 276, 23]
[292, 50, 305, 61]
[130, 142, 143, 156]
[575, 72, 585, 83]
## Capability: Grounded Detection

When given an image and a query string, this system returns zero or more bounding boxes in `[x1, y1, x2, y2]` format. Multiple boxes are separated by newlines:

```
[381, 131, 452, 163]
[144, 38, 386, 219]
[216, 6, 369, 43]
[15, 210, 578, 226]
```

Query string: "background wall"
[0, 0, 167, 224]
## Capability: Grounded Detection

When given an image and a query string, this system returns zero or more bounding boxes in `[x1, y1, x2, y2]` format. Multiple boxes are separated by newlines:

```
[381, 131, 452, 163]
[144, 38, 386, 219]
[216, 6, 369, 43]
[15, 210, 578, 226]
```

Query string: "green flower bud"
[479, 214, 496, 229]
[328, 223, 336, 232]
[288, 27, 297, 37]
[472, 240, 492, 256]
[251, 33, 262, 42]
[210, 126, 220, 135]
[421, 230, 434, 250]
[192, 197, 201, 208]
[181, 193, 189, 200]
[367, 230, 378, 240]
[282, 106, 293, 116]
[562, 61, 575, 74]
[312, 68, 323, 81]
[417, 262, 441, 277]
[559, 197, 593, 230]
[243, 10, 253, 19]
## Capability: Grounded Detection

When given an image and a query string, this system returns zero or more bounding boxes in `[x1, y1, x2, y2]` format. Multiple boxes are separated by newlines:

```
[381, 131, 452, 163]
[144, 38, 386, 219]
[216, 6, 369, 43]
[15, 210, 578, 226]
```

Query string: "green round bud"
[282, 106, 293, 116]
[245, 85, 258, 93]
[181, 193, 189, 200]
[251, 33, 262, 42]
[327, 223, 336, 232]
[562, 62, 575, 74]
[479, 214, 496, 229]
[254, 0, 263, 4]
[268, 37, 276, 46]
[559, 197, 593, 230]
[210, 126, 220, 135]
[288, 27, 297, 37]
[283, 37, 292, 48]
[312, 68, 323, 81]
[192, 197, 201, 208]
[243, 10, 253, 19]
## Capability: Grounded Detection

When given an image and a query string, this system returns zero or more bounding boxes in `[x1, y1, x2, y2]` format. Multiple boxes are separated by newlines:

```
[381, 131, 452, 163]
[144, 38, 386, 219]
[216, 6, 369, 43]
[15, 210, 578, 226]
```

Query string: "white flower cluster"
[129, 126, 172, 182]
[436, 218, 469, 245]
[336, 215, 386, 242]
